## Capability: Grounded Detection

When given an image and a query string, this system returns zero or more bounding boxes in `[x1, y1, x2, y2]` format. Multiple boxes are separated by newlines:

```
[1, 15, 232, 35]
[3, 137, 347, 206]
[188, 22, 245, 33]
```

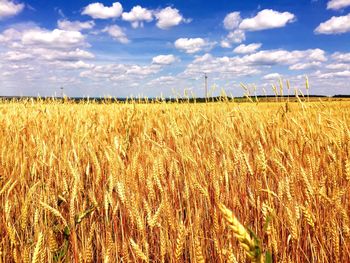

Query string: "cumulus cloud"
[152, 54, 177, 65]
[58, 20, 95, 31]
[80, 63, 162, 81]
[242, 50, 292, 65]
[331, 52, 350, 63]
[103, 25, 129, 44]
[0, 28, 22, 44]
[223, 12, 241, 30]
[3, 51, 32, 61]
[221, 9, 294, 49]
[326, 63, 350, 70]
[21, 28, 86, 49]
[120, 5, 189, 29]
[0, 27, 93, 62]
[35, 48, 95, 61]
[80, 64, 126, 79]
[122, 5, 153, 28]
[220, 40, 232, 49]
[184, 53, 260, 76]
[0, 24, 97, 95]
[0, 0, 24, 19]
[174, 38, 215, 54]
[148, 76, 176, 86]
[242, 48, 326, 65]
[289, 61, 322, 70]
[233, 43, 262, 54]
[82, 2, 123, 19]
[315, 14, 350, 34]
[226, 30, 245, 44]
[0, 26, 90, 52]
[181, 47, 328, 85]
[126, 64, 161, 75]
[50, 60, 95, 70]
[154, 7, 189, 29]
[239, 9, 295, 31]
[327, 0, 350, 10]
[221, 31, 245, 48]
[221, 12, 245, 48]
[308, 48, 328, 61]
[263, 73, 281, 80]
[316, 70, 350, 78]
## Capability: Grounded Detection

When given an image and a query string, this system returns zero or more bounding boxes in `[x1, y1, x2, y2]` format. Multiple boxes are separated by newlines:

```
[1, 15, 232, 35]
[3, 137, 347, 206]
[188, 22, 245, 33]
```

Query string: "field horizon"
[0, 94, 350, 104]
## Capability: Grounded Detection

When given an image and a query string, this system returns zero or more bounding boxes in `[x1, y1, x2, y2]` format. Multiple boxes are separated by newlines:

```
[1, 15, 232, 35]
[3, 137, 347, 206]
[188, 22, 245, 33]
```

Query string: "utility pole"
[204, 73, 208, 102]
[60, 87, 64, 98]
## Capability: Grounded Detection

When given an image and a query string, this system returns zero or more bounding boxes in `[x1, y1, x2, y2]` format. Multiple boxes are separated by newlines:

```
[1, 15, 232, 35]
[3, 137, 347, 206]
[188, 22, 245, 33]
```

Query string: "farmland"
[0, 99, 350, 262]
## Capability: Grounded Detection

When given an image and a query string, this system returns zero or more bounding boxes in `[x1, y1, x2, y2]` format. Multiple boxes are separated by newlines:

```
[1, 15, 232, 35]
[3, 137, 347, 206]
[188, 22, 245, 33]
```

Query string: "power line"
[186, 71, 210, 100]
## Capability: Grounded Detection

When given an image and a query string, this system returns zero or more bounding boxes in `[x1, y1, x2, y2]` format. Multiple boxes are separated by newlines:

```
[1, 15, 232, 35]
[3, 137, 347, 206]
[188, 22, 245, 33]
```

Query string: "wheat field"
[0, 98, 349, 262]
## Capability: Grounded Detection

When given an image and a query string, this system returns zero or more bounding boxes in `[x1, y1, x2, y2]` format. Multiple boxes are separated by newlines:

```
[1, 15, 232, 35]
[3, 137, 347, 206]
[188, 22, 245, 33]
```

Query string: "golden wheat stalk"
[218, 204, 262, 263]
[130, 238, 148, 262]
[39, 201, 68, 227]
[31, 232, 43, 263]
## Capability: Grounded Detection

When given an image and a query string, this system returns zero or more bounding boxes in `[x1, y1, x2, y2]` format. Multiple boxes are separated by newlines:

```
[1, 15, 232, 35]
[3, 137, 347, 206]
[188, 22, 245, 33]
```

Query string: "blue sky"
[0, 0, 350, 97]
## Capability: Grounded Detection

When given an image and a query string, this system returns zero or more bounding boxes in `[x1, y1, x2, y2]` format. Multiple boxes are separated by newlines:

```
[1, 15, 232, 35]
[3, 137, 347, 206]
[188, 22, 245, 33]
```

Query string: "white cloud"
[315, 14, 350, 34]
[80, 64, 126, 79]
[80, 63, 161, 81]
[0, 28, 23, 44]
[154, 7, 188, 29]
[309, 48, 327, 61]
[174, 38, 214, 54]
[0, 24, 99, 94]
[326, 63, 350, 70]
[289, 61, 322, 70]
[221, 30, 245, 48]
[239, 9, 295, 31]
[331, 52, 350, 62]
[327, 0, 350, 10]
[242, 48, 326, 65]
[220, 40, 231, 48]
[223, 12, 241, 30]
[0, 26, 92, 61]
[0, 27, 95, 94]
[82, 2, 123, 19]
[122, 5, 153, 28]
[35, 48, 95, 61]
[7, 64, 34, 71]
[54, 60, 94, 70]
[221, 9, 294, 51]
[58, 20, 95, 31]
[21, 28, 86, 49]
[180, 48, 328, 86]
[3, 51, 32, 61]
[0, 0, 24, 19]
[148, 76, 176, 85]
[126, 64, 161, 75]
[263, 73, 281, 80]
[184, 53, 260, 76]
[152, 54, 177, 65]
[242, 50, 293, 65]
[103, 25, 129, 44]
[233, 43, 262, 54]
[227, 30, 245, 44]
[316, 70, 350, 78]
[221, 12, 245, 48]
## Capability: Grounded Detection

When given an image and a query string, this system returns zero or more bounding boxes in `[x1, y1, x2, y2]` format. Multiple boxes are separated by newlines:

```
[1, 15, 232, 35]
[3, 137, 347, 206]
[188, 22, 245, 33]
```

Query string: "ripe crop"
[0, 98, 349, 262]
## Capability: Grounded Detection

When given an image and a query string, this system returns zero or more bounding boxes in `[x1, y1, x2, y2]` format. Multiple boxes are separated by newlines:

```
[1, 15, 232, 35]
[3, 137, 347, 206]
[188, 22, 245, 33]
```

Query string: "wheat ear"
[218, 204, 262, 263]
